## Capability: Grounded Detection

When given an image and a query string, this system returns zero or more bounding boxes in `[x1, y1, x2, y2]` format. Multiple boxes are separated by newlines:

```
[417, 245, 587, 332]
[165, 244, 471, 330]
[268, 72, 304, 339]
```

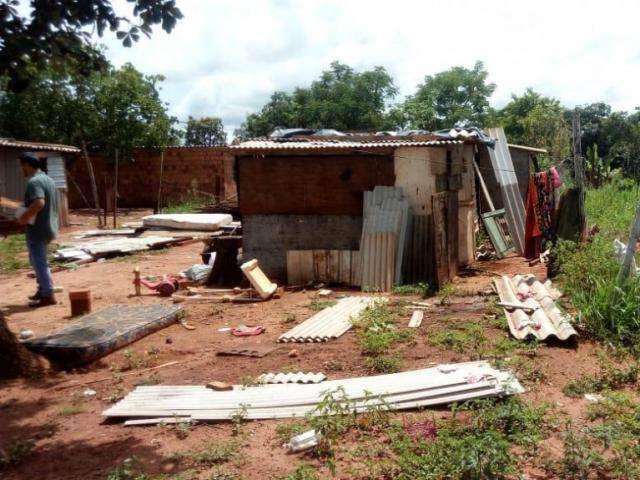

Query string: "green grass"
[429, 321, 487, 357]
[557, 178, 640, 352]
[563, 353, 638, 398]
[392, 282, 432, 298]
[162, 193, 210, 214]
[0, 439, 34, 470]
[0, 233, 30, 273]
[307, 299, 337, 311]
[354, 301, 413, 357]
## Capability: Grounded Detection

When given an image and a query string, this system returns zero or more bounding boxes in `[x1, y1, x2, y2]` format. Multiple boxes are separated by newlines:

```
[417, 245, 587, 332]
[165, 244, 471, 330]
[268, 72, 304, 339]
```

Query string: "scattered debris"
[284, 429, 321, 452]
[216, 346, 275, 358]
[408, 310, 423, 328]
[179, 319, 196, 330]
[231, 325, 265, 337]
[68, 289, 92, 317]
[493, 275, 577, 341]
[18, 329, 34, 341]
[279, 296, 382, 343]
[24, 304, 184, 366]
[136, 275, 180, 297]
[181, 263, 213, 283]
[207, 381, 233, 391]
[288, 349, 299, 358]
[584, 393, 605, 403]
[103, 361, 523, 422]
[83, 388, 97, 397]
[318, 289, 333, 297]
[240, 259, 277, 299]
[124, 417, 192, 427]
[257, 372, 326, 384]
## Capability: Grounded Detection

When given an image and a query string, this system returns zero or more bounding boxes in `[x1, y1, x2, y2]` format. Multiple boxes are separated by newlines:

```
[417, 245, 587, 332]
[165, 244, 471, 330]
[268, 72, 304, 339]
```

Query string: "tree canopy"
[403, 61, 496, 130]
[184, 116, 227, 146]
[0, 62, 179, 160]
[236, 62, 398, 138]
[0, 0, 182, 92]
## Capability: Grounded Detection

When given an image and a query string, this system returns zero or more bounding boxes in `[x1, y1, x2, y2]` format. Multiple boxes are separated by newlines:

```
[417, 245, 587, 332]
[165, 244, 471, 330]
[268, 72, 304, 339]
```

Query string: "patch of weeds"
[0, 233, 30, 273]
[0, 438, 35, 470]
[364, 355, 401, 373]
[209, 467, 243, 480]
[323, 360, 344, 372]
[307, 300, 337, 311]
[163, 193, 210, 214]
[391, 397, 552, 479]
[429, 321, 487, 357]
[275, 421, 308, 444]
[58, 404, 86, 416]
[163, 419, 194, 440]
[230, 404, 248, 437]
[438, 283, 459, 305]
[180, 440, 239, 467]
[239, 376, 262, 389]
[505, 356, 547, 385]
[486, 336, 520, 358]
[105, 387, 125, 403]
[354, 301, 413, 356]
[392, 282, 432, 298]
[106, 457, 152, 480]
[282, 313, 297, 324]
[134, 372, 161, 387]
[553, 425, 604, 480]
[489, 312, 509, 331]
[280, 464, 320, 480]
[117, 349, 151, 372]
[563, 353, 638, 398]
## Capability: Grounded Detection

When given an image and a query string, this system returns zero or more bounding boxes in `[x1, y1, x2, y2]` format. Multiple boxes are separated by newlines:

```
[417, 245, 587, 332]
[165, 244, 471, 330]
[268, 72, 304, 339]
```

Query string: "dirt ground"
[0, 211, 604, 479]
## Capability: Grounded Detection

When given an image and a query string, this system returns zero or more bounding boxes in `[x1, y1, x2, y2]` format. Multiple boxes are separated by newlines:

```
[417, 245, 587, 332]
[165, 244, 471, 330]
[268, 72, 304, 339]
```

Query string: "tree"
[184, 116, 226, 146]
[403, 61, 495, 130]
[237, 62, 398, 138]
[496, 89, 571, 159]
[0, 0, 182, 92]
[0, 62, 180, 157]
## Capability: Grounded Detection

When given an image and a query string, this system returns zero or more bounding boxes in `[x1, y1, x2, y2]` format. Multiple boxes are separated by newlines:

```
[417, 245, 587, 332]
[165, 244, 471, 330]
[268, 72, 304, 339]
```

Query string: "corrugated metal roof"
[0, 138, 80, 153]
[278, 296, 381, 343]
[229, 139, 464, 151]
[493, 274, 577, 341]
[103, 361, 524, 421]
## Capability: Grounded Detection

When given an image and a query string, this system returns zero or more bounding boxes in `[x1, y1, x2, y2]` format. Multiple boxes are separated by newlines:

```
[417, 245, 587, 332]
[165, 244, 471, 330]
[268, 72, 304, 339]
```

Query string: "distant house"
[0, 138, 80, 227]
[228, 134, 481, 286]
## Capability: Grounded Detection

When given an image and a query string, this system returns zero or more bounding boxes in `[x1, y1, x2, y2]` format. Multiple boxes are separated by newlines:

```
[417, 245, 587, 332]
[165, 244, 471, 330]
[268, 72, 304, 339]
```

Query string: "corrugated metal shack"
[229, 134, 480, 287]
[0, 138, 80, 227]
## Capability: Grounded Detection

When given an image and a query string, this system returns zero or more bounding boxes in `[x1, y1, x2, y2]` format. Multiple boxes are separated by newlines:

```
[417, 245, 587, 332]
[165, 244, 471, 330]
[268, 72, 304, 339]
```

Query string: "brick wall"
[66, 147, 236, 209]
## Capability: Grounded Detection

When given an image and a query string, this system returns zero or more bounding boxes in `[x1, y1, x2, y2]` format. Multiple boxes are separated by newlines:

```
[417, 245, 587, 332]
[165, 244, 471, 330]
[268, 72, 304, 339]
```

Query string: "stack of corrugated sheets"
[103, 361, 523, 423]
[360, 187, 410, 291]
[493, 274, 577, 341]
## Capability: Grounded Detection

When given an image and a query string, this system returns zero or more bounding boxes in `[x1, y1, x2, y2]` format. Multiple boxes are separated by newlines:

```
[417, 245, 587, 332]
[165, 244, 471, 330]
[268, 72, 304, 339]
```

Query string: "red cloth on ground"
[524, 175, 542, 259]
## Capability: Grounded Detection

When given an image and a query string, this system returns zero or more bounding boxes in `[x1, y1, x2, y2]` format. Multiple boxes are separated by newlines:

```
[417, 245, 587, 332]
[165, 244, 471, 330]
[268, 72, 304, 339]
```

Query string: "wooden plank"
[432, 194, 449, 287]
[446, 191, 459, 280]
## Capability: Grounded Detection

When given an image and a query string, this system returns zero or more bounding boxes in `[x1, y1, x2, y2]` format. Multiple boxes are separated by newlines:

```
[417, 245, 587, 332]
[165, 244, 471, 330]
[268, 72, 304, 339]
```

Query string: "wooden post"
[618, 203, 640, 283]
[473, 158, 495, 211]
[81, 139, 102, 228]
[113, 149, 119, 229]
[156, 149, 165, 214]
[133, 266, 141, 296]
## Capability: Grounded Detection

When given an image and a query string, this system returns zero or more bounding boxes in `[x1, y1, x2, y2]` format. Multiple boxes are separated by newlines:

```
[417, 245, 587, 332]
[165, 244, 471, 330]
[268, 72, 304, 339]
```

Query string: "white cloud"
[98, 0, 640, 134]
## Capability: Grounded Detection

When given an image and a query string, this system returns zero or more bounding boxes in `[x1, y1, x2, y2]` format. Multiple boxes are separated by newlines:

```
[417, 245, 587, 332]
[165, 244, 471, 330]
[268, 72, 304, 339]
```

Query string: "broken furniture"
[493, 275, 577, 341]
[103, 361, 523, 422]
[278, 296, 381, 343]
[240, 259, 277, 299]
[23, 304, 184, 366]
[205, 236, 243, 286]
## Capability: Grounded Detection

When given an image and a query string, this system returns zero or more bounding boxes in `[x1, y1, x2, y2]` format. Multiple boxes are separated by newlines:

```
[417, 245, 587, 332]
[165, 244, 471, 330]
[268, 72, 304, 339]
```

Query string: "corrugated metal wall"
[46, 156, 67, 189]
[0, 148, 27, 202]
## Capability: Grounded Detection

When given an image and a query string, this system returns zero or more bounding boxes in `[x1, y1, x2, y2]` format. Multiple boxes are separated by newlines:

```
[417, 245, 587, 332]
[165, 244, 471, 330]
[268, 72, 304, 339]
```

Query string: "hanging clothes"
[533, 171, 557, 243]
[524, 176, 542, 259]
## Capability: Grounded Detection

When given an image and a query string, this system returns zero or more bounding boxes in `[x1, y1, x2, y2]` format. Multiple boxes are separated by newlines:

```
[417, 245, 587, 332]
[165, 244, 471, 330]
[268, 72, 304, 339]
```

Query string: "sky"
[90, 0, 640, 135]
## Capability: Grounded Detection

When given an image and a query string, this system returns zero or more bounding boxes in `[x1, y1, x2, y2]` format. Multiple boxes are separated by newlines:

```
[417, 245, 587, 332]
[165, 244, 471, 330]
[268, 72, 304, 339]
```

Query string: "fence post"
[618, 203, 640, 283]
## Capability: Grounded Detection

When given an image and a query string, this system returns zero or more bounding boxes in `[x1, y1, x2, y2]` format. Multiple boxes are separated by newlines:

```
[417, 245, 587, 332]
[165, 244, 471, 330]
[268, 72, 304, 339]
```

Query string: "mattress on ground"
[23, 304, 183, 366]
[142, 214, 232, 231]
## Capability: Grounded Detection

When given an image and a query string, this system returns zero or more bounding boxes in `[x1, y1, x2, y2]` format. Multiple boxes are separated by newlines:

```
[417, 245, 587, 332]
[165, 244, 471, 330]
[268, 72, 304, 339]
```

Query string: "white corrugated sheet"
[142, 213, 232, 231]
[278, 296, 381, 343]
[360, 187, 411, 291]
[257, 372, 326, 384]
[103, 361, 523, 422]
[55, 236, 179, 261]
[0, 138, 80, 153]
[493, 275, 577, 341]
[46, 156, 67, 189]
[229, 139, 464, 151]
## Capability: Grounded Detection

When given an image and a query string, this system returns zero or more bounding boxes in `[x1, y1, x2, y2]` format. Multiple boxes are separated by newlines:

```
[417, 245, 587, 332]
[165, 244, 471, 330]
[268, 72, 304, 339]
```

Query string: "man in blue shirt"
[17, 153, 58, 307]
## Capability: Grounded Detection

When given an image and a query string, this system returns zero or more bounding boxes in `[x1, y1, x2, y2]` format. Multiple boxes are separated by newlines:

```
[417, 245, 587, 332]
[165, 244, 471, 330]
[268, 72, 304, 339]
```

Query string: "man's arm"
[18, 198, 44, 225]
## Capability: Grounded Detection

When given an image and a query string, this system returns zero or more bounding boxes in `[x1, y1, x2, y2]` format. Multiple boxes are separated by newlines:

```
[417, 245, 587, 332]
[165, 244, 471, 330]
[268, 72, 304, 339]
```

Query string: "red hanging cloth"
[524, 175, 542, 259]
